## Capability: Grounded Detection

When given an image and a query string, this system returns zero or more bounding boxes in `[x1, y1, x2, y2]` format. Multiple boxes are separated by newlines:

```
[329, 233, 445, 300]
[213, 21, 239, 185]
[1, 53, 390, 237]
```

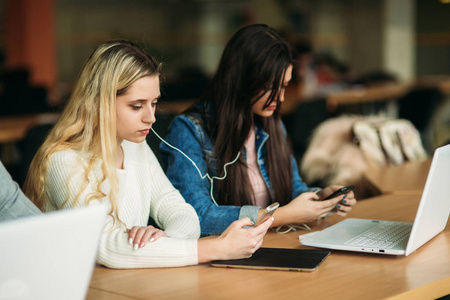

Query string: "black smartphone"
[322, 185, 354, 200]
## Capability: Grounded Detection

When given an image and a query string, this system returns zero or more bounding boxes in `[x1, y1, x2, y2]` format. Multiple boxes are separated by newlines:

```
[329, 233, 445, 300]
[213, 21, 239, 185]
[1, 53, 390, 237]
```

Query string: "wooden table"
[86, 193, 450, 300]
[326, 78, 450, 112]
[0, 113, 59, 144]
[86, 288, 135, 300]
[326, 83, 408, 111]
[364, 159, 432, 194]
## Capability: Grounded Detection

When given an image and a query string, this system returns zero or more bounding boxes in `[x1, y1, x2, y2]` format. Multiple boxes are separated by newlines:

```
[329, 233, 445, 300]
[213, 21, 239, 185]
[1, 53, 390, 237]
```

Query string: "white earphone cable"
[151, 128, 240, 205]
[152, 128, 315, 233]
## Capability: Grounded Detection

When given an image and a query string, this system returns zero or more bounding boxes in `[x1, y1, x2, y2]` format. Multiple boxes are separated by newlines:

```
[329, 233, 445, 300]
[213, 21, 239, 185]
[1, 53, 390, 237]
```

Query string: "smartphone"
[322, 185, 354, 200]
[254, 202, 279, 226]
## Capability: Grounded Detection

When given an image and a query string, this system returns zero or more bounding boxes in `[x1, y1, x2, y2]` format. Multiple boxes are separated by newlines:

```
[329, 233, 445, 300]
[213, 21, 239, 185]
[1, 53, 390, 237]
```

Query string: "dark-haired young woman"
[160, 24, 357, 236]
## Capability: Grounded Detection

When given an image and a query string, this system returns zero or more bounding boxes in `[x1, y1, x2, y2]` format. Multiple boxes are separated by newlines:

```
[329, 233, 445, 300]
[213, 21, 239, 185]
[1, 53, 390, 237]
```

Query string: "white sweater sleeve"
[144, 145, 201, 239]
[45, 149, 199, 269]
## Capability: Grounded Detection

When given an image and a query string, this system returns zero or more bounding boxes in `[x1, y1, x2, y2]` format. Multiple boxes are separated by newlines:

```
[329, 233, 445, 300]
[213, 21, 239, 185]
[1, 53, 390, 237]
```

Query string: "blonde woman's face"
[116, 75, 160, 144]
[251, 64, 292, 118]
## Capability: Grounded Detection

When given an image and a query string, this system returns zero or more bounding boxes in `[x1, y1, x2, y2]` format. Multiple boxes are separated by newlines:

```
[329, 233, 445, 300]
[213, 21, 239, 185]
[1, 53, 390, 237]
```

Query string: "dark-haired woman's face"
[251, 64, 292, 118]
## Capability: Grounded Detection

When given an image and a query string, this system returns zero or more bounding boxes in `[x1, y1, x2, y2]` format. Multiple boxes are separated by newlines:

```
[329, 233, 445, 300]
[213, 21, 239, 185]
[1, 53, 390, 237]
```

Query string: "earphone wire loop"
[151, 128, 240, 206]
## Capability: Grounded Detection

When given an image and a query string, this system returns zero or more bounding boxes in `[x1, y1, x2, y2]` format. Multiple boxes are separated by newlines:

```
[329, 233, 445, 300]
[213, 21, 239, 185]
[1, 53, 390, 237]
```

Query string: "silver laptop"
[0, 205, 106, 300]
[300, 144, 450, 256]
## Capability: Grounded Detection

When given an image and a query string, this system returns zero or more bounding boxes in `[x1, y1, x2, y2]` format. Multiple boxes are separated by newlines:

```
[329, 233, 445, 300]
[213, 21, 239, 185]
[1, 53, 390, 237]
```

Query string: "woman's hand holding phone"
[321, 185, 354, 200]
[255, 187, 358, 227]
[197, 215, 273, 263]
[316, 185, 357, 217]
[270, 192, 332, 225]
[254, 202, 279, 227]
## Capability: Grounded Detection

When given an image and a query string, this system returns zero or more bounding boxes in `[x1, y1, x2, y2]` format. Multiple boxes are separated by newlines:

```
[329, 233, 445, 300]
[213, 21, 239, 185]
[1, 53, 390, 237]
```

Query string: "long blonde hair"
[24, 40, 161, 217]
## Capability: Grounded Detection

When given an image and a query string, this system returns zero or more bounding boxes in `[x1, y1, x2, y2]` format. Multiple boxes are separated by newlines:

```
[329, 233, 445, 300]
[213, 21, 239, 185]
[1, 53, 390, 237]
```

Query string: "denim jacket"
[160, 108, 310, 236]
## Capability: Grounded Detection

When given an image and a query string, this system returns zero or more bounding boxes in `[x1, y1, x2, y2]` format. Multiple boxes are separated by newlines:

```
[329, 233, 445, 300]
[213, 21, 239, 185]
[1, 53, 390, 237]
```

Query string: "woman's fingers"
[219, 216, 273, 259]
[132, 227, 149, 249]
[254, 216, 273, 236]
[234, 217, 255, 228]
[140, 228, 167, 247]
[127, 226, 167, 250]
[128, 226, 140, 246]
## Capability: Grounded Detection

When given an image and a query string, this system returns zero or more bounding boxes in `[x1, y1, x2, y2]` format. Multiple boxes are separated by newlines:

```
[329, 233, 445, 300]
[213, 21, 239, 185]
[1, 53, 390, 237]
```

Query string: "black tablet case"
[211, 247, 330, 272]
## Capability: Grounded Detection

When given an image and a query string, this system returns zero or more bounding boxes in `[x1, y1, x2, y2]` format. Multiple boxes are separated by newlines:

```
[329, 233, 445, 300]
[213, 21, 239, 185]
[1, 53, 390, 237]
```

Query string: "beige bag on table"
[353, 118, 428, 166]
[300, 116, 428, 198]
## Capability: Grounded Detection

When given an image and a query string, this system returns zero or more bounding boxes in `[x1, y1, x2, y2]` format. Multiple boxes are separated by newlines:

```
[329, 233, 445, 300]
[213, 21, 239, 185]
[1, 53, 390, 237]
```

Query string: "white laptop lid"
[300, 144, 450, 256]
[0, 205, 106, 300]
[405, 144, 450, 255]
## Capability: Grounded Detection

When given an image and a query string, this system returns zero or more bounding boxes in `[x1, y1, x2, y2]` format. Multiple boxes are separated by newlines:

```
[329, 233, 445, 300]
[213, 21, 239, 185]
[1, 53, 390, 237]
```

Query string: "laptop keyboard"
[344, 222, 412, 249]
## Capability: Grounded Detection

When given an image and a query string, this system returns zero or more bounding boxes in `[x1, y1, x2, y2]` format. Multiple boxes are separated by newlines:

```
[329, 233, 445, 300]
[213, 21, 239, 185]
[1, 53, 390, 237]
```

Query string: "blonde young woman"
[23, 40, 272, 269]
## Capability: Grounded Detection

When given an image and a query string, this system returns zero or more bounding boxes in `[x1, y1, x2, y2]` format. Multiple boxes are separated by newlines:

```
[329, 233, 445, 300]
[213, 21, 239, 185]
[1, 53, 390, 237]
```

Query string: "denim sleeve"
[0, 161, 41, 222]
[238, 205, 260, 223]
[160, 116, 250, 236]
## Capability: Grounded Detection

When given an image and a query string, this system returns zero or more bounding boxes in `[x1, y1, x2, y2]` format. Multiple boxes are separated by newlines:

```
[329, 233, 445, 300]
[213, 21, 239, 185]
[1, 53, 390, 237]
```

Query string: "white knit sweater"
[44, 140, 200, 268]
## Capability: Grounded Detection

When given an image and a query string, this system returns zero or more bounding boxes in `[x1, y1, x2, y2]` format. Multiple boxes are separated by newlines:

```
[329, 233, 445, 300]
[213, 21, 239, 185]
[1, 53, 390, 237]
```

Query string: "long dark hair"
[190, 24, 295, 206]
